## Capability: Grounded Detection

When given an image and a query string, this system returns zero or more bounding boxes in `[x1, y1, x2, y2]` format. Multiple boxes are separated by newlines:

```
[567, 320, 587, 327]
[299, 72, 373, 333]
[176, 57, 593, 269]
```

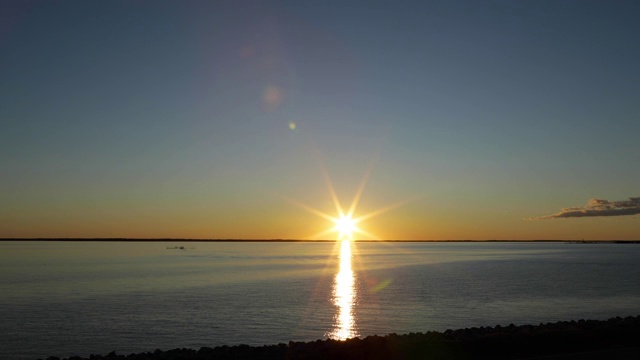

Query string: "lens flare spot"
[263, 86, 283, 111]
[289, 121, 296, 130]
[371, 278, 392, 293]
[240, 46, 254, 58]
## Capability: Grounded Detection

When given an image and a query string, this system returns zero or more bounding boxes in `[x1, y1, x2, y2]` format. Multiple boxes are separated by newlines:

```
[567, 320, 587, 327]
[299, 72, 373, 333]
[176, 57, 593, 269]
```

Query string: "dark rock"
[43, 315, 640, 360]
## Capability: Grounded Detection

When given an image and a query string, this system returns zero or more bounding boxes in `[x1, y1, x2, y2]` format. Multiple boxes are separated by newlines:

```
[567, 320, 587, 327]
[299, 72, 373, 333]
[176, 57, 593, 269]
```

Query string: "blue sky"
[1, 0, 639, 239]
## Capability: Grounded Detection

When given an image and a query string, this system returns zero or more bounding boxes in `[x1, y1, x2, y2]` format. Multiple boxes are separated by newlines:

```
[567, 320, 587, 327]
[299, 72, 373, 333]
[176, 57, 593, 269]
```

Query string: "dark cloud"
[529, 197, 640, 220]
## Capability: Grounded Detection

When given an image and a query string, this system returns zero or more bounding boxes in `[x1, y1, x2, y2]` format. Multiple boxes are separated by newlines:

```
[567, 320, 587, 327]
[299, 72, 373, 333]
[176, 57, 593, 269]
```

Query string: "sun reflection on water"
[327, 240, 358, 340]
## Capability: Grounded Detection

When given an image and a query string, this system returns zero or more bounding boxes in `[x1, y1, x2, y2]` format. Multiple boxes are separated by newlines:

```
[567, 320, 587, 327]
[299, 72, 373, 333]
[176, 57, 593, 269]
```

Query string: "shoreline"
[2, 238, 640, 243]
[40, 316, 640, 360]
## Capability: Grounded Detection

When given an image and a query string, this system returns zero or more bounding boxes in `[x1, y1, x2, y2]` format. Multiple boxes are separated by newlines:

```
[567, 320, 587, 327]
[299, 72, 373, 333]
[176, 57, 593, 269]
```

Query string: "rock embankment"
[41, 315, 640, 360]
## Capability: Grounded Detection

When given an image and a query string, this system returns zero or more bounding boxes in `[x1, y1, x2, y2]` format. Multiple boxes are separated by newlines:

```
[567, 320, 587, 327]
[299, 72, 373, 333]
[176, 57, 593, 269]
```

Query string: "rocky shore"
[41, 316, 640, 360]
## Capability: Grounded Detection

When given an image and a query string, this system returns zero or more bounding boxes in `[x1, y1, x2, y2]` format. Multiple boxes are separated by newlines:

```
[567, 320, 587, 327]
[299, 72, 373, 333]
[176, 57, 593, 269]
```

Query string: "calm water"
[1, 241, 639, 359]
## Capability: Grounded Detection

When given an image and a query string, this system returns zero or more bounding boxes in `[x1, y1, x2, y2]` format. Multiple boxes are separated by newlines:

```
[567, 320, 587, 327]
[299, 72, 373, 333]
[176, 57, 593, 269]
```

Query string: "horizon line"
[1, 238, 639, 243]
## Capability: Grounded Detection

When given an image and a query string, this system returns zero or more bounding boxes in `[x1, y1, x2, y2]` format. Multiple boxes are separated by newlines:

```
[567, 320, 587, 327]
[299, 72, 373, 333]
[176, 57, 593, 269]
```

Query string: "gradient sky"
[1, 0, 638, 240]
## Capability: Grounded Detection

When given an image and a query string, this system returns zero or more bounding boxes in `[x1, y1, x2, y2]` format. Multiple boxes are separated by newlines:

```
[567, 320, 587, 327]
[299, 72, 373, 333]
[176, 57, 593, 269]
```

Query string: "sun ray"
[318, 155, 345, 218]
[353, 197, 418, 223]
[346, 157, 376, 219]
[284, 197, 337, 223]
[351, 227, 379, 240]
[287, 148, 410, 241]
[307, 227, 342, 241]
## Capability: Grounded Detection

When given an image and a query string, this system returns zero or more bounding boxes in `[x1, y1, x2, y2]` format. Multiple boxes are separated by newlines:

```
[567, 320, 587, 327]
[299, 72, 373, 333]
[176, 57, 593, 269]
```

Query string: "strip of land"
[40, 315, 640, 360]
[2, 238, 639, 243]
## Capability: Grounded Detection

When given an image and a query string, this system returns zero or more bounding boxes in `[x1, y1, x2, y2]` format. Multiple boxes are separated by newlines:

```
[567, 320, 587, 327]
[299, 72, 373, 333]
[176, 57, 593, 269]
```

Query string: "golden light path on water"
[327, 240, 357, 340]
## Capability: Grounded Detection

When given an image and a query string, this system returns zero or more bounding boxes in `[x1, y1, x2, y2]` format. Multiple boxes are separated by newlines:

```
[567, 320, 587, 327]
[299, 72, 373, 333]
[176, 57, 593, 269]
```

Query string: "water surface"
[1, 241, 639, 359]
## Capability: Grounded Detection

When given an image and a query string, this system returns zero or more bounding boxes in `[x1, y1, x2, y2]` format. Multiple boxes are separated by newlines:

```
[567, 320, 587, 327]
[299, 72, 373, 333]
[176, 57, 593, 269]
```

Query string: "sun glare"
[334, 215, 357, 240]
[327, 239, 357, 340]
[286, 154, 410, 241]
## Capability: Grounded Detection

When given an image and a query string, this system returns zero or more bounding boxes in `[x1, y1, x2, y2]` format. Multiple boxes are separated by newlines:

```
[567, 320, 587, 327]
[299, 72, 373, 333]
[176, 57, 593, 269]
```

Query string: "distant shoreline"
[1, 238, 639, 243]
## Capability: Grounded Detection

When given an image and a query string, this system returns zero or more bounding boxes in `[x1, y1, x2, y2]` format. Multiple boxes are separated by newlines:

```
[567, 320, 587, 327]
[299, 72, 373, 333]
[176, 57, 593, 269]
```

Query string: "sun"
[334, 215, 358, 240]
[285, 153, 411, 241]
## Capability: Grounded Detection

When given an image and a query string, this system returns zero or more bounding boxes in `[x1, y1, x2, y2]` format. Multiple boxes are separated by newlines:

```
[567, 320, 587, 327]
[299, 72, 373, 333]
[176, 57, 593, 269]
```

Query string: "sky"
[1, 0, 639, 240]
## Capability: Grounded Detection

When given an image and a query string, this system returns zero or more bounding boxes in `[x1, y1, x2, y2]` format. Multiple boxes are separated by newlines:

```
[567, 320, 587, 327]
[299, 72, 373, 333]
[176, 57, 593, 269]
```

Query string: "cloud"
[529, 197, 640, 220]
